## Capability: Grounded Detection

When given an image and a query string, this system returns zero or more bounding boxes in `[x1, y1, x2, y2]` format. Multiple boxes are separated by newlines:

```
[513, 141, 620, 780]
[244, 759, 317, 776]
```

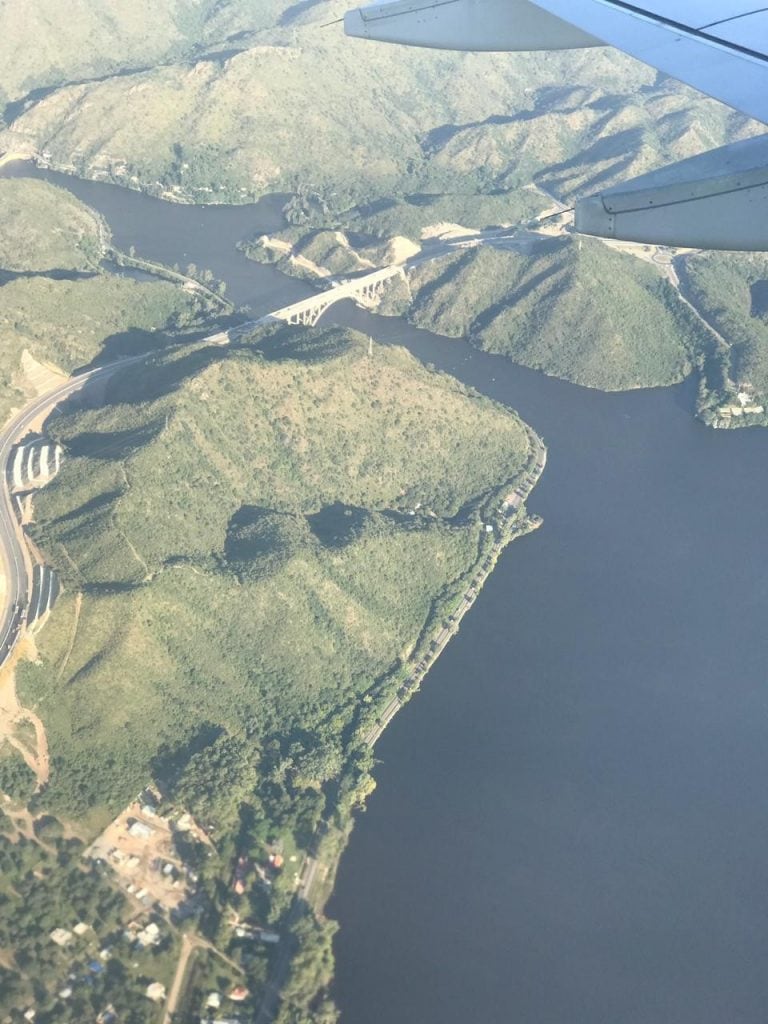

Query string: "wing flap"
[344, 0, 599, 51]
[710, 11, 768, 50]
[575, 133, 768, 249]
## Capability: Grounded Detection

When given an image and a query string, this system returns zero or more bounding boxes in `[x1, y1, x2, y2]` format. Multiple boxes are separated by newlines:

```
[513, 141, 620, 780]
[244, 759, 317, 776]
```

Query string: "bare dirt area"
[0, 643, 50, 787]
[421, 221, 476, 240]
[2, 349, 69, 439]
[16, 350, 67, 398]
[86, 800, 208, 915]
[387, 235, 420, 263]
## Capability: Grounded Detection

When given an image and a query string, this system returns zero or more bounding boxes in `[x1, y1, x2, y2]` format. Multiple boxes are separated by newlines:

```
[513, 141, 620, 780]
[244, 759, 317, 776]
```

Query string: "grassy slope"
[0, 177, 104, 270]
[406, 238, 703, 390]
[22, 327, 531, 813]
[0, 178, 219, 423]
[0, 0, 287, 108]
[349, 190, 547, 239]
[5, 9, 754, 208]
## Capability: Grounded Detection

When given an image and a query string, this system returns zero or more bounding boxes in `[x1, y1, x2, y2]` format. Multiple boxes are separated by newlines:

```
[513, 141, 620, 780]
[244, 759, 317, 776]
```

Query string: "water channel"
[5, 162, 768, 1023]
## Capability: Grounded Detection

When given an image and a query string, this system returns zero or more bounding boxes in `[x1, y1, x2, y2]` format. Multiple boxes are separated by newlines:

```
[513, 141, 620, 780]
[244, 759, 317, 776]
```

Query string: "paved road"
[0, 357, 149, 668]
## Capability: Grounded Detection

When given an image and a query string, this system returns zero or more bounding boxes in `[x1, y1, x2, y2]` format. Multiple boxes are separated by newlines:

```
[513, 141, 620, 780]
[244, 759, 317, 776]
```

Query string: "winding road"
[0, 360, 142, 667]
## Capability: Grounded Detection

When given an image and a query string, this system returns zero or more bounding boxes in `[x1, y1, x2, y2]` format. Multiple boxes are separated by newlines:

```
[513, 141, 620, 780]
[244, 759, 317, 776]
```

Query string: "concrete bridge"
[269, 265, 407, 327]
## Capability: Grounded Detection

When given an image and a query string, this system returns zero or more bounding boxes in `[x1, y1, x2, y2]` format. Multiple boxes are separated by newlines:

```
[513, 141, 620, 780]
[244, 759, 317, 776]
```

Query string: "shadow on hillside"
[470, 253, 568, 337]
[250, 324, 355, 364]
[751, 280, 768, 318]
[80, 313, 245, 371]
[279, 0, 325, 26]
[224, 504, 311, 581]
[46, 489, 123, 528]
[109, 344, 250, 406]
[306, 503, 372, 549]
[0, 268, 97, 286]
[48, 325, 354, 431]
[535, 126, 646, 197]
[41, 345, 239, 433]
[420, 84, 605, 159]
[307, 502, 463, 551]
[151, 723, 225, 793]
[44, 318, 364, 460]
[421, 113, 530, 157]
[64, 420, 166, 460]
[408, 249, 468, 314]
[81, 580, 143, 596]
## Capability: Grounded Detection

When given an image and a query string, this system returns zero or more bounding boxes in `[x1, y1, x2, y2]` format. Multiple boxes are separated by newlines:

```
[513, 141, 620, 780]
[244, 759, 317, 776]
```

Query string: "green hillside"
[681, 251, 768, 421]
[5, 3, 752, 215]
[0, 0, 287, 110]
[405, 237, 704, 390]
[0, 177, 104, 270]
[13, 325, 537, 1020]
[24, 326, 531, 815]
[0, 178, 220, 424]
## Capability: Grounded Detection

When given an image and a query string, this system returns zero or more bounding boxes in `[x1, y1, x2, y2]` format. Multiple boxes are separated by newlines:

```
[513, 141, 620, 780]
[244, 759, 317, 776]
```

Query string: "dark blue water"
[7, 163, 768, 1024]
[327, 342, 768, 1024]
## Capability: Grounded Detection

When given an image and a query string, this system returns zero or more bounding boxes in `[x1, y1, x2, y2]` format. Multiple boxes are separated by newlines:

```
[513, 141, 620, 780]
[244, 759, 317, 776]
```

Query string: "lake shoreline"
[7, 161, 768, 1024]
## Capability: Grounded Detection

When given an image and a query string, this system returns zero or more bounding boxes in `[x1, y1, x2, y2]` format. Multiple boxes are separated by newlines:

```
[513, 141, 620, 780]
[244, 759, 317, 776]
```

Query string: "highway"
[0, 357, 148, 668]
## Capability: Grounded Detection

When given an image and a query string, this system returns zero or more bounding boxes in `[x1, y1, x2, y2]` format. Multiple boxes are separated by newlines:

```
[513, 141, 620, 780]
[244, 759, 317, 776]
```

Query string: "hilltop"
[11, 325, 537, 1020]
[2, 2, 755, 215]
[24, 326, 531, 814]
[406, 236, 706, 391]
[0, 177, 104, 271]
[0, 0, 287, 111]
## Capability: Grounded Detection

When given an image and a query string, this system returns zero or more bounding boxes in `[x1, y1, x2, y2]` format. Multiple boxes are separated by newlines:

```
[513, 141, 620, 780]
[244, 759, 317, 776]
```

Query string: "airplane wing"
[531, 1, 768, 126]
[344, 1, 768, 125]
[344, 1, 768, 249]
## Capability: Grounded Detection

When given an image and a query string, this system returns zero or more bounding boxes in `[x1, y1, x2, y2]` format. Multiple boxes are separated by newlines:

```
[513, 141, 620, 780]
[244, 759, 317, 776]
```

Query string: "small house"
[50, 928, 73, 947]
[145, 982, 167, 1003]
[128, 821, 154, 840]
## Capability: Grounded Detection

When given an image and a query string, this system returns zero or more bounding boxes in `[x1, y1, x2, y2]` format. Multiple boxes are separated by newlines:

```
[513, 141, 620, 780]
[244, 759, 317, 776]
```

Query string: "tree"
[171, 733, 259, 832]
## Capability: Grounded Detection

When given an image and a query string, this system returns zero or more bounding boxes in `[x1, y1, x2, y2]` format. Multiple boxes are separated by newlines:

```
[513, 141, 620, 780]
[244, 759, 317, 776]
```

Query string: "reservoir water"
[6, 163, 768, 1023]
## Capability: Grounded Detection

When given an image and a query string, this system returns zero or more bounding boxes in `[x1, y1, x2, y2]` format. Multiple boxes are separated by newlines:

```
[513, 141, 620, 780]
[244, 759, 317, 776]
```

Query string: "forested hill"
[23, 327, 531, 816]
[0, 0, 288, 110]
[1, 0, 756, 211]
[8, 324, 536, 1020]
[406, 237, 704, 391]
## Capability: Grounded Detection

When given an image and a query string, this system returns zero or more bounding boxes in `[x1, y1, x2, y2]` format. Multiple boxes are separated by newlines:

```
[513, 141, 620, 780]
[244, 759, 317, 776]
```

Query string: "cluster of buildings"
[717, 389, 766, 420]
[202, 984, 252, 1024]
[36, 917, 167, 1021]
[86, 794, 206, 921]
